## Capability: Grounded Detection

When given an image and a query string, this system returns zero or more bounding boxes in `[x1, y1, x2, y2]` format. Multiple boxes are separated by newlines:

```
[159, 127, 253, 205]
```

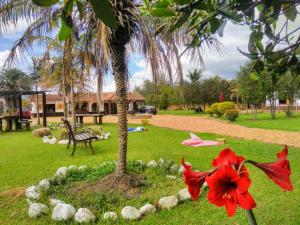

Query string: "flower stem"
[246, 210, 258, 225]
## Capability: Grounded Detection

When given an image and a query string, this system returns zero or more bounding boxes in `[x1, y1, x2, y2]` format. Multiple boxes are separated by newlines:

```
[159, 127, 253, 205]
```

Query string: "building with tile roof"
[29, 92, 145, 116]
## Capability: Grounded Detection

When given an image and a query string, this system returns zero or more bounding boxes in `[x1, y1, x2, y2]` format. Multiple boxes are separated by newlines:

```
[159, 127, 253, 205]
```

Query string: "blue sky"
[0, 19, 252, 92]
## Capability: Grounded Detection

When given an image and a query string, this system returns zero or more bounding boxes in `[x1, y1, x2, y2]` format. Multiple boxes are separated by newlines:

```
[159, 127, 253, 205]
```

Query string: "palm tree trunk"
[111, 41, 128, 175]
[35, 84, 40, 125]
[62, 74, 68, 120]
[97, 71, 104, 113]
[71, 81, 76, 129]
[173, 44, 184, 99]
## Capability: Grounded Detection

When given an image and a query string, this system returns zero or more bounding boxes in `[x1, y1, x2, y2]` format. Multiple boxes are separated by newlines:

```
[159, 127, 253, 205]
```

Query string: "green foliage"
[218, 101, 236, 116]
[224, 109, 239, 121]
[59, 128, 68, 140]
[32, 0, 58, 7]
[141, 119, 150, 126]
[89, 0, 118, 29]
[210, 102, 221, 117]
[86, 126, 103, 136]
[206, 107, 213, 116]
[0, 68, 33, 91]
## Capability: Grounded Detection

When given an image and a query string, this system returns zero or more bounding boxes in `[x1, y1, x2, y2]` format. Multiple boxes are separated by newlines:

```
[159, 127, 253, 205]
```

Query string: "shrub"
[206, 108, 213, 116]
[210, 103, 222, 117]
[141, 119, 150, 126]
[224, 109, 239, 121]
[59, 128, 68, 140]
[86, 126, 103, 136]
[218, 101, 236, 116]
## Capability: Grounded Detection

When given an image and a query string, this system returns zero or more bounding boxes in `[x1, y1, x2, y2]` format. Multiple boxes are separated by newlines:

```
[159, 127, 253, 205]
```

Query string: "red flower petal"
[182, 159, 210, 200]
[206, 166, 256, 217]
[225, 198, 237, 217]
[237, 192, 256, 210]
[249, 146, 293, 191]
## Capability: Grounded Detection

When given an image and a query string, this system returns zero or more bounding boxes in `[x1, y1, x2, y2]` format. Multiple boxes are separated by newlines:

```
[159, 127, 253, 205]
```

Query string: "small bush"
[218, 101, 236, 117]
[86, 126, 103, 136]
[59, 128, 68, 140]
[141, 119, 150, 126]
[206, 108, 213, 116]
[225, 109, 239, 121]
[210, 103, 222, 117]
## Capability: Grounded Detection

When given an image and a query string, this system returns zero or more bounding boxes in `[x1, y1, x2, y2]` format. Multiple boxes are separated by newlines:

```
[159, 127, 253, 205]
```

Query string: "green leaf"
[32, 0, 59, 7]
[154, 0, 171, 8]
[58, 19, 72, 41]
[89, 0, 118, 29]
[218, 10, 241, 22]
[150, 8, 175, 17]
[173, 0, 190, 5]
[250, 72, 258, 81]
[209, 17, 220, 34]
[284, 5, 298, 21]
[296, 46, 300, 56]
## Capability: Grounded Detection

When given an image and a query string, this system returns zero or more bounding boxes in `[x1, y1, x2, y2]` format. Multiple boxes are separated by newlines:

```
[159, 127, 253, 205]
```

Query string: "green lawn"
[158, 109, 204, 116]
[234, 112, 300, 131]
[0, 124, 299, 225]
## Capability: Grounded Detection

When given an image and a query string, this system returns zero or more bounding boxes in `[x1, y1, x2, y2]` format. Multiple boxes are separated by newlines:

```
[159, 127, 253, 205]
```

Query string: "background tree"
[236, 62, 266, 120]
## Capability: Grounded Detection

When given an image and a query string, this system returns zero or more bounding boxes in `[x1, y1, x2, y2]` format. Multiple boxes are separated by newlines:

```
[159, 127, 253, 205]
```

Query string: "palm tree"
[28, 58, 41, 125]
[0, 0, 219, 179]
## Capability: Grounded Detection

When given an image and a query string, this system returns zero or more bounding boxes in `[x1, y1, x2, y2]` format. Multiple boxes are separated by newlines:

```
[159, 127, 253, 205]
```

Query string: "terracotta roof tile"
[29, 92, 145, 102]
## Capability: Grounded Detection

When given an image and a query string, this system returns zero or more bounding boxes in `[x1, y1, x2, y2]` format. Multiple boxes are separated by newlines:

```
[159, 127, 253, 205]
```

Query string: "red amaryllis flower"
[182, 159, 210, 200]
[212, 148, 248, 177]
[248, 145, 293, 191]
[206, 166, 256, 217]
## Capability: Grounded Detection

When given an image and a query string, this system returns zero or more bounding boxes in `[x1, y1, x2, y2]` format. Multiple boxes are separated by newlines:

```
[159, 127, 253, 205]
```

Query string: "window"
[46, 104, 55, 112]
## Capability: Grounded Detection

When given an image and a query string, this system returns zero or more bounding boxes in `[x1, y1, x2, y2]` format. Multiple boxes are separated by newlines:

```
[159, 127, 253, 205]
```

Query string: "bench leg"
[88, 141, 95, 155]
[71, 143, 76, 156]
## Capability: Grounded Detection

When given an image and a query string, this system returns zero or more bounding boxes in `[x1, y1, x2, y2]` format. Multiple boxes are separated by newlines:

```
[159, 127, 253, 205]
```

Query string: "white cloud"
[0, 18, 30, 39]
[0, 50, 10, 70]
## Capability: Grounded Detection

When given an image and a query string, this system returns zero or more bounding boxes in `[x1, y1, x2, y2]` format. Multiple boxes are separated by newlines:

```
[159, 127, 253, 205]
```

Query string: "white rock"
[78, 165, 87, 170]
[49, 199, 65, 207]
[121, 206, 141, 220]
[25, 185, 40, 200]
[52, 203, 76, 221]
[49, 138, 57, 144]
[166, 175, 176, 180]
[43, 136, 50, 144]
[178, 188, 191, 201]
[139, 204, 156, 215]
[38, 179, 50, 191]
[158, 158, 165, 167]
[147, 160, 158, 168]
[68, 165, 78, 171]
[58, 139, 69, 144]
[158, 196, 178, 209]
[170, 164, 179, 173]
[135, 160, 145, 166]
[74, 208, 96, 223]
[28, 203, 48, 218]
[55, 167, 68, 179]
[103, 211, 118, 220]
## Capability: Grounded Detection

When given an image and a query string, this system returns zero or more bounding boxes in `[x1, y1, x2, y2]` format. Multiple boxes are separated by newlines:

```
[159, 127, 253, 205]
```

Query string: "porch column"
[18, 94, 22, 121]
[42, 93, 47, 127]
[109, 101, 111, 115]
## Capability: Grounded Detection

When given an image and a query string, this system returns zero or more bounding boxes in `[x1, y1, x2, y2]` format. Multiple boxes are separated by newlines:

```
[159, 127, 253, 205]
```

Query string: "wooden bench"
[62, 118, 98, 156]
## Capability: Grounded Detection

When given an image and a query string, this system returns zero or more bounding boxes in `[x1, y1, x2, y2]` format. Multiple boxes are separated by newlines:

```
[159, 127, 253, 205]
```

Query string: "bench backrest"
[61, 119, 75, 141]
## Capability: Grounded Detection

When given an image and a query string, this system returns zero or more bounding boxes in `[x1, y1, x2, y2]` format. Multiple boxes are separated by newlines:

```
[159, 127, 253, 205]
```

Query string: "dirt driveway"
[105, 115, 300, 148]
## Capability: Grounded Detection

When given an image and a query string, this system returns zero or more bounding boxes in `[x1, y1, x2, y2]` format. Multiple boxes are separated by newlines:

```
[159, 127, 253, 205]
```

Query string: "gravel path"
[104, 115, 300, 148]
